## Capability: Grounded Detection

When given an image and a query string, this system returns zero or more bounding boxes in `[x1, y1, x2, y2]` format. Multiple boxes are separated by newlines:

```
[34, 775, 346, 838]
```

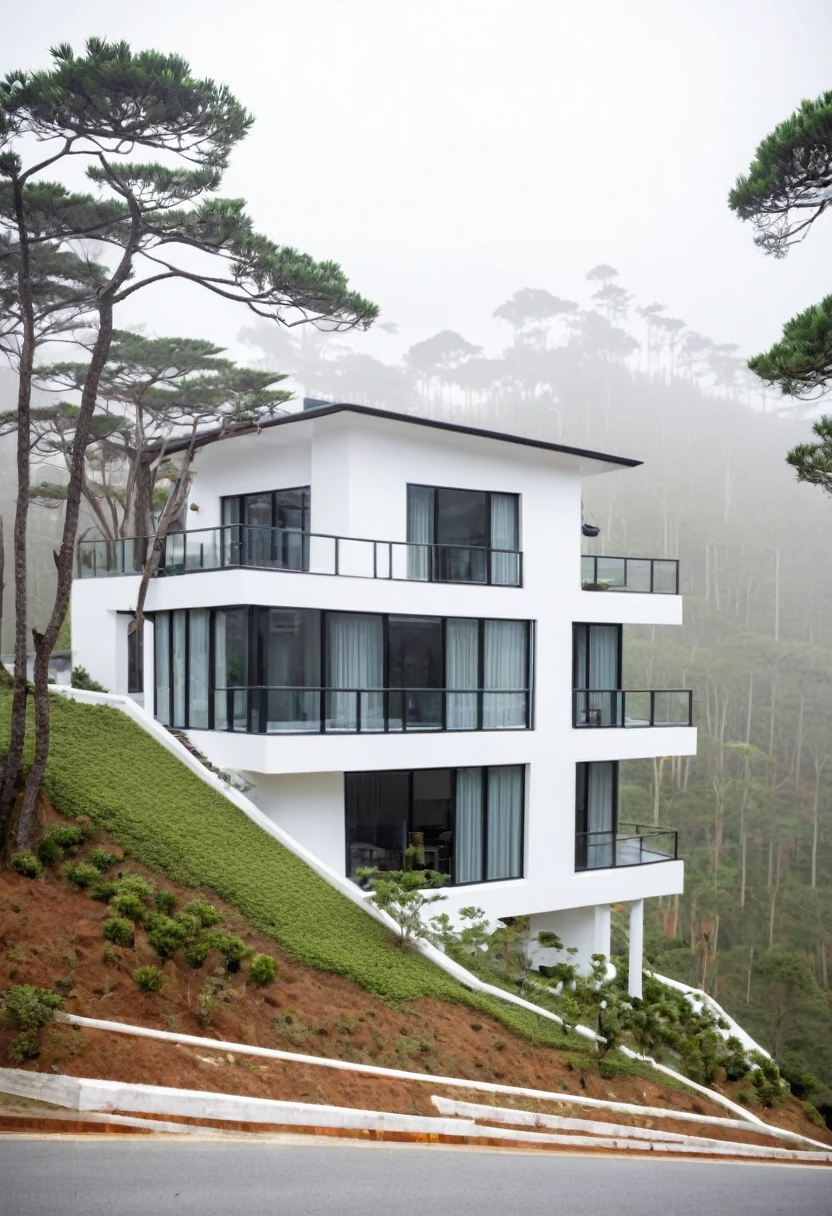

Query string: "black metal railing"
[209, 686, 531, 734]
[581, 555, 679, 594]
[575, 824, 678, 871]
[76, 526, 523, 587]
[348, 845, 453, 879]
[572, 689, 693, 728]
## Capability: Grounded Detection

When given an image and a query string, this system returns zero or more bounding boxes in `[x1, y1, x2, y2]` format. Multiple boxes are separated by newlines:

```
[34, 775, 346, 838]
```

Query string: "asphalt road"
[1, 1137, 830, 1216]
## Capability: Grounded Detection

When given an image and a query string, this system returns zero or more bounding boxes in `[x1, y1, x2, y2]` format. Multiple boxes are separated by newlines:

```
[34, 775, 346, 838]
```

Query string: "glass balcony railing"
[209, 686, 531, 734]
[572, 689, 693, 728]
[581, 555, 679, 594]
[575, 823, 678, 871]
[76, 526, 523, 587]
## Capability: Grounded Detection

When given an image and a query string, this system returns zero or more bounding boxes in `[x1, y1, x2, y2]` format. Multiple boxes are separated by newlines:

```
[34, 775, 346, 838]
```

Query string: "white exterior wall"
[529, 904, 612, 973]
[244, 771, 345, 875]
[70, 409, 693, 944]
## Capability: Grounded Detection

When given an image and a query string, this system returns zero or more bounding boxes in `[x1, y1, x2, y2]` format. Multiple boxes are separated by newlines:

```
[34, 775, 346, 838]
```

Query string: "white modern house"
[70, 402, 696, 993]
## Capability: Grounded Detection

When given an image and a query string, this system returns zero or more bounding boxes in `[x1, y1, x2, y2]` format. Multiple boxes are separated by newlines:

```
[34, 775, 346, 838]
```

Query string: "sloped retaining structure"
[0, 1067, 829, 1163]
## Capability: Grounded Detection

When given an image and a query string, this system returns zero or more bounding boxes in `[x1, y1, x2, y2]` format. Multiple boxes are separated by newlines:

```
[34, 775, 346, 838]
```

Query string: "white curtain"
[407, 485, 434, 581]
[455, 768, 483, 883]
[589, 625, 620, 725]
[483, 620, 527, 728]
[213, 611, 227, 728]
[446, 618, 478, 729]
[154, 613, 170, 726]
[327, 614, 383, 730]
[188, 610, 210, 728]
[587, 761, 615, 868]
[486, 765, 523, 880]
[490, 494, 519, 585]
[172, 610, 187, 728]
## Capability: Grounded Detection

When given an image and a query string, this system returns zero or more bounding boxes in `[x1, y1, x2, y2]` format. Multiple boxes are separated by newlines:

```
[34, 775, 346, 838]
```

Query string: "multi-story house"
[71, 401, 696, 994]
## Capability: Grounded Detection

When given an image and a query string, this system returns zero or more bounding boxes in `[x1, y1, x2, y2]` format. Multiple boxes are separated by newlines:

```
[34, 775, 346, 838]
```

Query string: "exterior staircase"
[164, 727, 221, 777]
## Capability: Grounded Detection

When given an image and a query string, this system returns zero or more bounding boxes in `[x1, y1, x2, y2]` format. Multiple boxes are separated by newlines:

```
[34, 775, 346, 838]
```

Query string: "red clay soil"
[1, 821, 829, 1149]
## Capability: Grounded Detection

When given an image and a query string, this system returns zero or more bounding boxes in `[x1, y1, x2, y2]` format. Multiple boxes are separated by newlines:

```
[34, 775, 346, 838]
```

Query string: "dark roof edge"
[160, 402, 642, 469]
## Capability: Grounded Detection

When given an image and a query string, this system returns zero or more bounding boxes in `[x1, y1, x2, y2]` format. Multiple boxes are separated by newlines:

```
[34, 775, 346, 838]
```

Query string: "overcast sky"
[5, 0, 832, 365]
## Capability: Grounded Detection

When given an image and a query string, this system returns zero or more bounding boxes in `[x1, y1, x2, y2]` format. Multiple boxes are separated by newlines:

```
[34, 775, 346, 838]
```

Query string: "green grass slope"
[0, 693, 599, 1056]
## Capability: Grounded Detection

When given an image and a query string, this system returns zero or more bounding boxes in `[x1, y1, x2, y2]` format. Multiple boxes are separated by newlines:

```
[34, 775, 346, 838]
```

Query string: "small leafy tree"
[365, 867, 448, 947]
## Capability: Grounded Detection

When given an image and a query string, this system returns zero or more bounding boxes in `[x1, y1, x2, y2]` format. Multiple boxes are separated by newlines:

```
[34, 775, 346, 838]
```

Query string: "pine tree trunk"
[16, 301, 117, 847]
[0, 176, 36, 849]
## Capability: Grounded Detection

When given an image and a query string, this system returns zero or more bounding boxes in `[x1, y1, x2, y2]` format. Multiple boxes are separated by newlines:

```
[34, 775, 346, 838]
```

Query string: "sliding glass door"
[575, 761, 616, 869]
[222, 487, 310, 571]
[573, 624, 621, 725]
[261, 608, 320, 732]
[388, 616, 443, 730]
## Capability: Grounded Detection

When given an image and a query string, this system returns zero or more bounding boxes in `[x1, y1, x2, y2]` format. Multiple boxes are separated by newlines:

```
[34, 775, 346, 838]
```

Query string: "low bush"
[90, 879, 120, 902]
[63, 862, 101, 889]
[155, 891, 177, 915]
[88, 848, 117, 873]
[10, 852, 42, 879]
[48, 826, 85, 849]
[112, 875, 154, 901]
[133, 966, 165, 994]
[1, 984, 64, 1062]
[9, 1032, 40, 1062]
[183, 937, 213, 969]
[146, 914, 191, 961]
[70, 666, 107, 692]
[180, 899, 222, 928]
[248, 953, 279, 987]
[102, 916, 135, 947]
[208, 932, 250, 971]
[35, 835, 64, 867]
[109, 891, 147, 923]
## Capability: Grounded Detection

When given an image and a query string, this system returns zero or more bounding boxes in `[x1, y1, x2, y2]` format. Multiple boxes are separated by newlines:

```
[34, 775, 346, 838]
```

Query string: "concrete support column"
[141, 617, 155, 713]
[628, 898, 644, 999]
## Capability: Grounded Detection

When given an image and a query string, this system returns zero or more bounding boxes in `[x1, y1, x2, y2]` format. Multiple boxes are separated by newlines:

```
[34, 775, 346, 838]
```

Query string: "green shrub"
[10, 852, 42, 879]
[208, 932, 250, 970]
[1, 984, 64, 1031]
[248, 953, 279, 987]
[70, 666, 107, 692]
[48, 826, 85, 849]
[9, 1032, 40, 1062]
[90, 879, 120, 902]
[36, 835, 64, 866]
[146, 914, 190, 960]
[155, 890, 177, 914]
[184, 937, 213, 969]
[88, 848, 117, 873]
[113, 874, 154, 901]
[109, 891, 147, 922]
[63, 862, 101, 889]
[180, 899, 222, 928]
[102, 916, 135, 947]
[802, 1100, 826, 1128]
[133, 966, 165, 994]
[174, 912, 203, 940]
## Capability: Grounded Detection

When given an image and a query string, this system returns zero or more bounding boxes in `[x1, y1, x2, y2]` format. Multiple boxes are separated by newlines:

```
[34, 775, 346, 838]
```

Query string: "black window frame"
[220, 486, 311, 570]
[575, 760, 619, 870]
[406, 483, 522, 587]
[344, 764, 526, 887]
[152, 605, 534, 734]
[572, 623, 623, 689]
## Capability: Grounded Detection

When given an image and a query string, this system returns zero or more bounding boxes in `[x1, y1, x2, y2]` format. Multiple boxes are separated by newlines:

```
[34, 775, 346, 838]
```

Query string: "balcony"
[575, 823, 678, 871]
[581, 555, 679, 594]
[573, 689, 693, 728]
[76, 527, 523, 587]
[210, 686, 531, 734]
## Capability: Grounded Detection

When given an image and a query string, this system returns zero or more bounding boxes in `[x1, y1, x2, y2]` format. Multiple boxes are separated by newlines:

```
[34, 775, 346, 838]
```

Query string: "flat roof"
[162, 401, 642, 469]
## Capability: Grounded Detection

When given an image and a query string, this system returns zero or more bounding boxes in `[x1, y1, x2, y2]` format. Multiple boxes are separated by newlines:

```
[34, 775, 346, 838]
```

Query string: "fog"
[4, 0, 832, 366]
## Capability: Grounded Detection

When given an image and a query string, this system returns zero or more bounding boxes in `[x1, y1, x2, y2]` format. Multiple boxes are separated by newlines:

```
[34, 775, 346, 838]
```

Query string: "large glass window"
[575, 761, 617, 870]
[388, 616, 443, 730]
[573, 624, 621, 725]
[221, 487, 310, 571]
[261, 608, 320, 732]
[345, 765, 524, 885]
[214, 608, 249, 730]
[151, 608, 531, 734]
[127, 623, 143, 695]
[406, 485, 520, 585]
